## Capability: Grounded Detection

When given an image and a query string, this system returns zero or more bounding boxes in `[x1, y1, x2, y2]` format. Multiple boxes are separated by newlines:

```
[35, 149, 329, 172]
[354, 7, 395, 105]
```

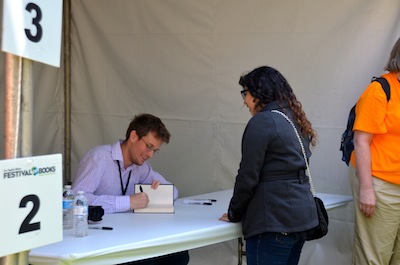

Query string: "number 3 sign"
[0, 154, 62, 257]
[2, 0, 63, 67]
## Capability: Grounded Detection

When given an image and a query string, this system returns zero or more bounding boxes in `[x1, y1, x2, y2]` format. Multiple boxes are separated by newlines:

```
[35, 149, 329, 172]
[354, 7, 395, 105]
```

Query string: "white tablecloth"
[28, 190, 352, 265]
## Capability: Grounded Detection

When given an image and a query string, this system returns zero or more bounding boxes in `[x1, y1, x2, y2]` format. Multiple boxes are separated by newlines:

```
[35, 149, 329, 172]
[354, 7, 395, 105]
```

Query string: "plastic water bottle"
[73, 190, 88, 237]
[62, 185, 74, 229]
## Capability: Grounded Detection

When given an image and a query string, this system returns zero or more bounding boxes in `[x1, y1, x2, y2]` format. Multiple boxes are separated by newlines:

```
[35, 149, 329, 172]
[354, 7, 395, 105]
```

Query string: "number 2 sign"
[2, 0, 63, 67]
[0, 154, 62, 257]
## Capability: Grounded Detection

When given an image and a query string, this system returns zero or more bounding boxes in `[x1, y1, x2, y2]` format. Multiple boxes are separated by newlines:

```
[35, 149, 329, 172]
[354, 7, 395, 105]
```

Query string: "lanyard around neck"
[116, 160, 132, 196]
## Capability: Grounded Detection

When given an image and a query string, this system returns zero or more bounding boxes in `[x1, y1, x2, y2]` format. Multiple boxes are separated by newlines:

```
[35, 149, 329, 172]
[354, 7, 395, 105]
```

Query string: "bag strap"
[271, 110, 317, 196]
[371, 77, 390, 102]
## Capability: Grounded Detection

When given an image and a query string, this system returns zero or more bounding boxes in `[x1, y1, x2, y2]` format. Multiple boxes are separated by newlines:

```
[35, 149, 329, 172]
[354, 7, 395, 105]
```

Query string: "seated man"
[72, 113, 189, 265]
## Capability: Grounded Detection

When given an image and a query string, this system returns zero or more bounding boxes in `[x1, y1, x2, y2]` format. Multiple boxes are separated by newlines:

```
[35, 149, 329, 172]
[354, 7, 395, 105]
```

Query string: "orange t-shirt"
[350, 72, 400, 185]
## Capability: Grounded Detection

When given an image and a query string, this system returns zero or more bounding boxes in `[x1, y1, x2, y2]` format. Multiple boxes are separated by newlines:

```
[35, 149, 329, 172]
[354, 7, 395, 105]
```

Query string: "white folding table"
[29, 190, 352, 265]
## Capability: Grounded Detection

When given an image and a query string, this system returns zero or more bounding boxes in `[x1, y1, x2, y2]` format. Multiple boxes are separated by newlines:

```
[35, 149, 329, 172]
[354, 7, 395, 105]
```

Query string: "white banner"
[0, 154, 63, 257]
[2, 0, 63, 67]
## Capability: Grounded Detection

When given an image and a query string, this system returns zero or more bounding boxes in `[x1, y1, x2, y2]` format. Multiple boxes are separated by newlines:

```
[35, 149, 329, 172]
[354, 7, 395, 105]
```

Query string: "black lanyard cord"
[116, 160, 132, 196]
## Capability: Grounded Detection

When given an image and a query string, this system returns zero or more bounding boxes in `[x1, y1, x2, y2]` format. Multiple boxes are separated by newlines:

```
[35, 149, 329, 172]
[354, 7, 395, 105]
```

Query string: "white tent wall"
[1, 0, 400, 264]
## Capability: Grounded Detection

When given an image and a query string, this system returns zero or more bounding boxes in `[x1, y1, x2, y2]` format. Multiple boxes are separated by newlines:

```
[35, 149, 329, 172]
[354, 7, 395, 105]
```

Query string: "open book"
[134, 184, 175, 213]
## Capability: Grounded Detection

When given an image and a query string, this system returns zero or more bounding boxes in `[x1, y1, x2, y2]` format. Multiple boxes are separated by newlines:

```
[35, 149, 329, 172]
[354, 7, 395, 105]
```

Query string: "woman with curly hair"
[220, 66, 318, 265]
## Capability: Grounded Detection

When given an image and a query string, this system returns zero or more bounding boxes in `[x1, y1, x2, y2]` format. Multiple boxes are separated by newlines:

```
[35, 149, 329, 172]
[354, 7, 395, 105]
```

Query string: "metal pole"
[2, 56, 34, 265]
[18, 58, 34, 265]
[1, 53, 22, 265]
[0, 256, 17, 265]
[63, 0, 72, 185]
[21, 59, 33, 157]
[16, 252, 29, 265]
[4, 53, 22, 159]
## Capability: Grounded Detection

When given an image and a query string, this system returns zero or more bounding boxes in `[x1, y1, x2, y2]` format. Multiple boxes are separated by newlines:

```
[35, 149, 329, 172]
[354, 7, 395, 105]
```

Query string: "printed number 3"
[19, 194, 41, 234]
[25, 2, 43, 43]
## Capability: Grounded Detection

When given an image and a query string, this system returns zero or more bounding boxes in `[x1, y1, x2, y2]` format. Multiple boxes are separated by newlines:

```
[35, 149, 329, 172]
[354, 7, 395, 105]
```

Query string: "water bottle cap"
[65, 185, 72, 188]
[77, 191, 84, 195]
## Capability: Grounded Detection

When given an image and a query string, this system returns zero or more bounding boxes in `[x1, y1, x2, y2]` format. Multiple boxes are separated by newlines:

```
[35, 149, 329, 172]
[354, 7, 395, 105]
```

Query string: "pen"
[187, 202, 212, 206]
[140, 185, 143, 192]
[89, 226, 113, 230]
[193, 199, 217, 203]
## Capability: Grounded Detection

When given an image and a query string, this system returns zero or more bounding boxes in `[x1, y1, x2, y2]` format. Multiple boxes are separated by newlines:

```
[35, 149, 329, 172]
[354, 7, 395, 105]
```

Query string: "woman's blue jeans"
[246, 232, 305, 265]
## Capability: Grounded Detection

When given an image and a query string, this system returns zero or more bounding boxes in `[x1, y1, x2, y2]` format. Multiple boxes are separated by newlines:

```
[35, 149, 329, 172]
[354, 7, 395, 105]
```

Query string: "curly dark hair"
[239, 66, 317, 146]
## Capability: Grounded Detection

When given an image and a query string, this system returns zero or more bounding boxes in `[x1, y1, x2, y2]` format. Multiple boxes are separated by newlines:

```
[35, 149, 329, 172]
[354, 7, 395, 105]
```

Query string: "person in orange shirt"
[350, 37, 400, 265]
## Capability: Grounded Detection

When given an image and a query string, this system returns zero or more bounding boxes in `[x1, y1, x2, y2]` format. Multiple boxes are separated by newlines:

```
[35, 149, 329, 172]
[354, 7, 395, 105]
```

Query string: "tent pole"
[19, 57, 33, 265]
[2, 55, 35, 265]
[21, 59, 33, 157]
[4, 53, 22, 159]
[63, 0, 72, 185]
[1, 53, 22, 265]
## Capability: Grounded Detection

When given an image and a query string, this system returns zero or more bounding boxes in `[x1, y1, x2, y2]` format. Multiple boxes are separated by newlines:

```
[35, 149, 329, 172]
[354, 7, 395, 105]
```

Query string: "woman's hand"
[219, 213, 230, 222]
[359, 187, 376, 218]
[354, 130, 375, 218]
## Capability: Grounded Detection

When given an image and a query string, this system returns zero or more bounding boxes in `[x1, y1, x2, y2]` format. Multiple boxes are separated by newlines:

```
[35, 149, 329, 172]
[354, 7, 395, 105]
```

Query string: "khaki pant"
[349, 165, 400, 265]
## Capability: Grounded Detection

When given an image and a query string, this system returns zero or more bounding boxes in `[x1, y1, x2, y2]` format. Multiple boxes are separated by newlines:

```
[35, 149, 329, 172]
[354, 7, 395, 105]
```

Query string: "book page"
[134, 184, 174, 213]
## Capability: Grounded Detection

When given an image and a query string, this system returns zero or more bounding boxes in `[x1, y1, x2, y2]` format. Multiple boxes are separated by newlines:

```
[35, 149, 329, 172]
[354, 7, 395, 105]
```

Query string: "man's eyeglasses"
[140, 138, 159, 155]
[240, 89, 249, 99]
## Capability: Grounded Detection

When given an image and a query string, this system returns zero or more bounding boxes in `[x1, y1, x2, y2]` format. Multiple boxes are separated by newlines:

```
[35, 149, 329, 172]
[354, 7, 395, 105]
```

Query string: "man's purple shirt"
[72, 140, 178, 213]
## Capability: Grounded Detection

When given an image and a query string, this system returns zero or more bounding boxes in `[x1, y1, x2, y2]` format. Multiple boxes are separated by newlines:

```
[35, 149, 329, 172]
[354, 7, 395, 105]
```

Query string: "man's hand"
[151, 180, 161, 189]
[130, 192, 149, 209]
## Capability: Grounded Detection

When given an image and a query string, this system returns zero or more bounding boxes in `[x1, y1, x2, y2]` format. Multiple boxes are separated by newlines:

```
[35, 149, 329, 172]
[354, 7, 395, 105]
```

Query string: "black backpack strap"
[371, 76, 390, 101]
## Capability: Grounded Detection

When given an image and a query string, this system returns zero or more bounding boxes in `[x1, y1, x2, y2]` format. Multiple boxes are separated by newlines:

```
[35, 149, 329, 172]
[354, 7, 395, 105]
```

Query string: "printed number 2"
[19, 194, 41, 234]
[25, 2, 43, 43]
